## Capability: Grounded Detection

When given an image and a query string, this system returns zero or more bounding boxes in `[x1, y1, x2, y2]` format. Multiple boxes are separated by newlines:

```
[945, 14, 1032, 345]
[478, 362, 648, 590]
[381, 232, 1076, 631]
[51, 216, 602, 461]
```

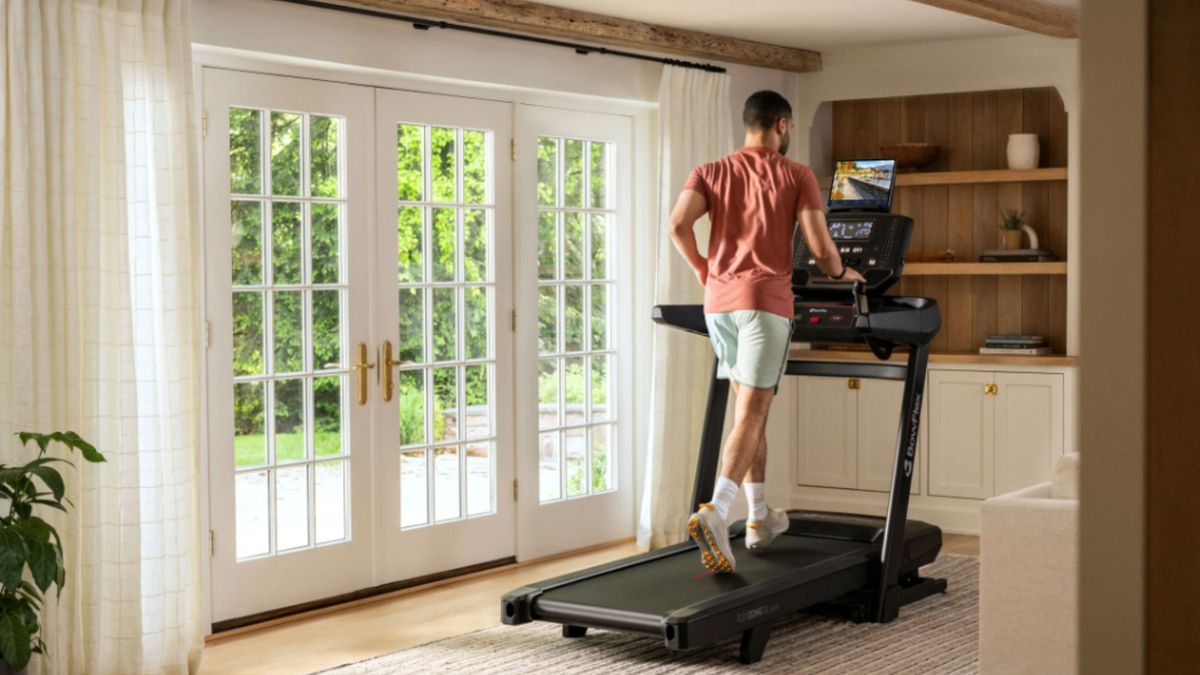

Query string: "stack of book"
[979, 248, 1058, 262]
[980, 335, 1053, 356]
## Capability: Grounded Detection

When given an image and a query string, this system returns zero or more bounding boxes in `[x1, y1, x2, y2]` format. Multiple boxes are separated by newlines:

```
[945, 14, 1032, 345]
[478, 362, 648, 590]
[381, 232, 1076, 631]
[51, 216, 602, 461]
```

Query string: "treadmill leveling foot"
[739, 623, 772, 665]
[562, 625, 588, 638]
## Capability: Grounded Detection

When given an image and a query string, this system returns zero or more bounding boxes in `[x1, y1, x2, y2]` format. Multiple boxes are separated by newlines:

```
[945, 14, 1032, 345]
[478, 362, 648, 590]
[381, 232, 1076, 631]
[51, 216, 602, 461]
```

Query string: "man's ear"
[776, 117, 789, 135]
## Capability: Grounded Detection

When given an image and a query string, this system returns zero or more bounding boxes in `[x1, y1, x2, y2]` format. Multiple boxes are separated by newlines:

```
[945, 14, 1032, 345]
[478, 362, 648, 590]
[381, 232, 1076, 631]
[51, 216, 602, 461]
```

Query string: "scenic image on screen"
[829, 159, 895, 208]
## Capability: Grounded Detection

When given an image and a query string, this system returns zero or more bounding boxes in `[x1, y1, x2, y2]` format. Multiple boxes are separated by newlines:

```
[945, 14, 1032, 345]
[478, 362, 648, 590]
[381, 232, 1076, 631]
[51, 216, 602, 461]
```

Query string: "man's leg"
[689, 381, 774, 572]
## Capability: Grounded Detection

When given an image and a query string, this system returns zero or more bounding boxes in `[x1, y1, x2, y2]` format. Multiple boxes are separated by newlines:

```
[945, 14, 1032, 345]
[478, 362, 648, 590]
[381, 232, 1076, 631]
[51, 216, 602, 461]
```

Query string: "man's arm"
[797, 208, 866, 283]
[669, 189, 710, 286]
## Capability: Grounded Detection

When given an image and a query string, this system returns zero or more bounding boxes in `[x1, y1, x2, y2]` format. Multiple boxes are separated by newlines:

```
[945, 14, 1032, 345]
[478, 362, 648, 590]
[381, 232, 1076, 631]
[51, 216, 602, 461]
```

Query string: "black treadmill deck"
[503, 513, 943, 652]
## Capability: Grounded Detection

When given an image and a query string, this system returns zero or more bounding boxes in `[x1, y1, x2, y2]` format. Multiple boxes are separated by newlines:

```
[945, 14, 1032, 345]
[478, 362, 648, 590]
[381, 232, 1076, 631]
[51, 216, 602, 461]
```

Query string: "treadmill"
[501, 209, 946, 665]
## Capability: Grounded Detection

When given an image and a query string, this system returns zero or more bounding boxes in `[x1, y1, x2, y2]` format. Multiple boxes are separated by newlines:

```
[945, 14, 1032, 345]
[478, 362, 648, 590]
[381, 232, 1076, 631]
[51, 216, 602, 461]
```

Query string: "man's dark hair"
[743, 90, 793, 130]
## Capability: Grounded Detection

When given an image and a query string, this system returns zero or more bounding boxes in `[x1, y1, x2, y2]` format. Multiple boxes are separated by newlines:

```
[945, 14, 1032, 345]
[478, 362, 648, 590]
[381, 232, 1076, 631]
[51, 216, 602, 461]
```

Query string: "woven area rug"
[322, 555, 978, 674]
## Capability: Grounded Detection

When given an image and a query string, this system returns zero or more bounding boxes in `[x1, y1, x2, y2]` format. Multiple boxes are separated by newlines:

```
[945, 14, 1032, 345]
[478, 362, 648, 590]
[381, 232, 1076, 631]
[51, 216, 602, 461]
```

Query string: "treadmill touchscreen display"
[829, 221, 873, 241]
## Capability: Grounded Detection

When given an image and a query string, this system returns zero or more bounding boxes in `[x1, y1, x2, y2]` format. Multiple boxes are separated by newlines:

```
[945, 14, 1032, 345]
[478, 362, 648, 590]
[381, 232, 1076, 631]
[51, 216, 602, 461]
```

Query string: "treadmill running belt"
[536, 534, 869, 619]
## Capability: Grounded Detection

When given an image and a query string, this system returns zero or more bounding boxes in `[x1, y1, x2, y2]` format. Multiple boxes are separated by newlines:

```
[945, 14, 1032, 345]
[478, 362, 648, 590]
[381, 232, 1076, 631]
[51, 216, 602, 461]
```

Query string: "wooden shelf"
[819, 167, 1068, 190]
[904, 261, 1067, 276]
[787, 347, 1077, 368]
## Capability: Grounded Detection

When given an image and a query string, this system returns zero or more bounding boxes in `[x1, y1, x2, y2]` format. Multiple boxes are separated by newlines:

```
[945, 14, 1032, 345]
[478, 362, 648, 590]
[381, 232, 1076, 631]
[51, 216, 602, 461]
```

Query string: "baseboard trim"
[211, 555, 515, 636]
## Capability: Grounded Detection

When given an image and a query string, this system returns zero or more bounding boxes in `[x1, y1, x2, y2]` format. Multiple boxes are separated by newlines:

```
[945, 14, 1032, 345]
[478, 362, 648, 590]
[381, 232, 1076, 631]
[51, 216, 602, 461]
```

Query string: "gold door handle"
[984, 383, 998, 396]
[380, 340, 401, 402]
[352, 342, 376, 406]
[848, 378, 861, 390]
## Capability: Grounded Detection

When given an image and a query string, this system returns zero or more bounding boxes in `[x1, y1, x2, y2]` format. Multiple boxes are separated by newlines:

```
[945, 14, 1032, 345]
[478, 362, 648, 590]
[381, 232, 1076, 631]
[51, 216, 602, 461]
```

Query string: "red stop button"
[808, 316, 822, 324]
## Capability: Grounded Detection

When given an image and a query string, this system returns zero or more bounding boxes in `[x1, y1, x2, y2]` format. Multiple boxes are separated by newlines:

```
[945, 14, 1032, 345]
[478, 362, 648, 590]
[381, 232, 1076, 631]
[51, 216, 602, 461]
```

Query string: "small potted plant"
[999, 209, 1027, 250]
[0, 432, 105, 674]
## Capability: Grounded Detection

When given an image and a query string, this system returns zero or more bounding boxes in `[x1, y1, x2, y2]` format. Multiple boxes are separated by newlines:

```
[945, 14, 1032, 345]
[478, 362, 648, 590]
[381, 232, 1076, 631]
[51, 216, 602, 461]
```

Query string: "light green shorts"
[704, 310, 793, 390]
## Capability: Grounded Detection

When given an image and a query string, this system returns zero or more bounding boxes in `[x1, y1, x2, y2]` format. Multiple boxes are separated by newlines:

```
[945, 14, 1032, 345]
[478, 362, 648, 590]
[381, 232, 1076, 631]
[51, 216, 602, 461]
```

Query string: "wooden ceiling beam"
[910, 0, 1079, 39]
[331, 0, 823, 72]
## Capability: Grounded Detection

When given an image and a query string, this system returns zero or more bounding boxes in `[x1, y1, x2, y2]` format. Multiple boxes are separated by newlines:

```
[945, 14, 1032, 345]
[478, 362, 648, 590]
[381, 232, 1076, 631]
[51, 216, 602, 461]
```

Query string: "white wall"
[191, 0, 797, 545]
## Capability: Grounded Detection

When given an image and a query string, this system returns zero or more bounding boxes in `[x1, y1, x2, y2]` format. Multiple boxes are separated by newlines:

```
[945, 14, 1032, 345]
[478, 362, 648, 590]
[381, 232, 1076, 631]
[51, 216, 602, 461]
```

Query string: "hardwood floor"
[200, 534, 980, 674]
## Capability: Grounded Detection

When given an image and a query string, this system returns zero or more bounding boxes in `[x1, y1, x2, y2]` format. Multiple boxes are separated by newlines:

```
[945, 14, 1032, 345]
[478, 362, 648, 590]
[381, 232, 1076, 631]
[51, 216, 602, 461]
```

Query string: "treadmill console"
[792, 213, 913, 297]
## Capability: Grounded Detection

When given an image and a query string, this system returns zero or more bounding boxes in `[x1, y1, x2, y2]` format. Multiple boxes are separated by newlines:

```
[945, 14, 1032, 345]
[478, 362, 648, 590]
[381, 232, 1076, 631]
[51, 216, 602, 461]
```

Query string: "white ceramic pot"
[1007, 133, 1040, 170]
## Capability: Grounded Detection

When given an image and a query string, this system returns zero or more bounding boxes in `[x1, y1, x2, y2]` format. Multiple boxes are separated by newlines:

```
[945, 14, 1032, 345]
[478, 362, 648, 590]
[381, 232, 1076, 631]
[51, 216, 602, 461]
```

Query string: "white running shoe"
[688, 504, 736, 573]
[745, 507, 791, 550]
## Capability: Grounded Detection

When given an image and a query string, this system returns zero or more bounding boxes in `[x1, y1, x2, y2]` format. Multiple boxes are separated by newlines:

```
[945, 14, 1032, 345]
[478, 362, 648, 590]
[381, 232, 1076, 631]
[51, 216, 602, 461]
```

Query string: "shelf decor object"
[1006, 133, 1040, 169]
[999, 208, 1026, 250]
[880, 142, 940, 169]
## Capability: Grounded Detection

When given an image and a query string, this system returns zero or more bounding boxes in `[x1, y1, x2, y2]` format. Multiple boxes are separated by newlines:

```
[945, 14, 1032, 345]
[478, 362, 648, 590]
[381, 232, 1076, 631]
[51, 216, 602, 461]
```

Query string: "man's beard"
[778, 130, 790, 156]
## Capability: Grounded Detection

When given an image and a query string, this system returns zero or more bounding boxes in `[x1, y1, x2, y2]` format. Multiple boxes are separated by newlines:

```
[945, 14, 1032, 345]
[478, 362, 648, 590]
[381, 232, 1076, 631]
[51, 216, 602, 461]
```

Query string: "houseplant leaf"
[0, 612, 31, 670]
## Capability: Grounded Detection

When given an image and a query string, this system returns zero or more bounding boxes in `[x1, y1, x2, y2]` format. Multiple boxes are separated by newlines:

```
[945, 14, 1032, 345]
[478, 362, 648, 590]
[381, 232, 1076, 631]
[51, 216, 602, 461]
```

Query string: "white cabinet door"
[994, 372, 1064, 495]
[795, 376, 857, 489]
[857, 379, 921, 494]
[928, 370, 995, 499]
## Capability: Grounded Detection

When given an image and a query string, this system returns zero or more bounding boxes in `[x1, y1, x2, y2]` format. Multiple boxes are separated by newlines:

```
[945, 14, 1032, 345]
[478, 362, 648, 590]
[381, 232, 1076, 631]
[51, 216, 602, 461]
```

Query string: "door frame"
[202, 68, 377, 622]
[513, 104, 636, 561]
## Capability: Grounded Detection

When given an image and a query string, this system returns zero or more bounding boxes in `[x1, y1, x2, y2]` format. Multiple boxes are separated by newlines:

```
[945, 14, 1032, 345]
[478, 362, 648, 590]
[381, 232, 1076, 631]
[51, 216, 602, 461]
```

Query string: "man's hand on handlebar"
[840, 267, 866, 283]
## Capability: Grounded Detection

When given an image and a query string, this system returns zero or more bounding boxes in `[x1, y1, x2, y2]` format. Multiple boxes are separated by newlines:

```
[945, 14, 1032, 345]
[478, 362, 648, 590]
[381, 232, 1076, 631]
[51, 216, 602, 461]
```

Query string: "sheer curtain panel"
[0, 1, 204, 672]
[637, 66, 733, 550]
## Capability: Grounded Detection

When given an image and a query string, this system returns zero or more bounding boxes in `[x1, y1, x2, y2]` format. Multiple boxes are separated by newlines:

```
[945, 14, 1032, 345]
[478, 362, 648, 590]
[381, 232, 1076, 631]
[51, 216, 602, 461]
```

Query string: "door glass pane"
[235, 470, 269, 558]
[310, 116, 340, 198]
[273, 291, 304, 374]
[400, 450, 428, 527]
[229, 108, 263, 195]
[397, 288, 425, 363]
[565, 427, 586, 498]
[313, 375, 342, 457]
[270, 112, 301, 196]
[234, 382, 266, 467]
[465, 442, 492, 516]
[312, 290, 340, 369]
[276, 465, 310, 551]
[434, 446, 460, 522]
[315, 460, 347, 543]
[229, 106, 350, 561]
[398, 369, 427, 447]
[464, 364, 489, 439]
[397, 207, 424, 283]
[539, 432, 560, 502]
[537, 136, 618, 503]
[463, 129, 487, 205]
[233, 292, 264, 376]
[431, 207, 457, 282]
[431, 127, 457, 203]
[273, 378, 306, 462]
[433, 367, 458, 442]
[397, 124, 424, 202]
[231, 201, 263, 285]
[394, 121, 497, 528]
[464, 287, 488, 361]
[311, 203, 341, 284]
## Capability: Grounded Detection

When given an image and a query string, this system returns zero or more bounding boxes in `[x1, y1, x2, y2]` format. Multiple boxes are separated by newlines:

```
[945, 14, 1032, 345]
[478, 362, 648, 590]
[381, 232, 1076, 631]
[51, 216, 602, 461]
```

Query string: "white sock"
[744, 482, 767, 521]
[708, 476, 740, 521]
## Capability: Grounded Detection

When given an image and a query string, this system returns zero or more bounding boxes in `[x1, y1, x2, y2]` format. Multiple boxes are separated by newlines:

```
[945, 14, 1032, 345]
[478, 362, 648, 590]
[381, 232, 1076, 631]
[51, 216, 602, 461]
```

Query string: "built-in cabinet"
[796, 377, 921, 494]
[792, 362, 1072, 533]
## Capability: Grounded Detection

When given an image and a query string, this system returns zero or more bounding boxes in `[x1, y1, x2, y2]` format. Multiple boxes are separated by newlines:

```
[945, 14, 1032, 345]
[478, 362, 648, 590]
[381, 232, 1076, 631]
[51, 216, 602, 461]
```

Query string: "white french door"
[204, 70, 375, 621]
[514, 106, 635, 560]
[205, 70, 515, 621]
[372, 90, 515, 581]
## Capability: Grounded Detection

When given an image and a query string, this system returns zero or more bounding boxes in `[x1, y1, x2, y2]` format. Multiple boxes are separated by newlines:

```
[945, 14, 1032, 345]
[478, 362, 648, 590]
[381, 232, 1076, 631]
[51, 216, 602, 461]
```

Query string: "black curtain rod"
[277, 0, 727, 73]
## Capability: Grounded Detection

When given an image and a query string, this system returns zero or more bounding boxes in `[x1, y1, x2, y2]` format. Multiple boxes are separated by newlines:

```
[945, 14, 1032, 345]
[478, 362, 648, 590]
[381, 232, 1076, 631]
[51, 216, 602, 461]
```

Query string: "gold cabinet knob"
[848, 378, 861, 390]
[984, 383, 998, 396]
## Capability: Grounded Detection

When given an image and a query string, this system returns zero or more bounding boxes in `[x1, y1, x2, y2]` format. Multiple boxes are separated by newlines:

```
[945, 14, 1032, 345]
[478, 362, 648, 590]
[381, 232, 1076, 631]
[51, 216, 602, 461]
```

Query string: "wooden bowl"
[880, 143, 941, 169]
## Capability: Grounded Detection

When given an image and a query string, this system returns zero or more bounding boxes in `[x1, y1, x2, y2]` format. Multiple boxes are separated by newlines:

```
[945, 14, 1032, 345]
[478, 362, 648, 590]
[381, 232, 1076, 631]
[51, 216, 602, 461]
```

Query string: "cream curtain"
[638, 66, 733, 550]
[0, 1, 204, 673]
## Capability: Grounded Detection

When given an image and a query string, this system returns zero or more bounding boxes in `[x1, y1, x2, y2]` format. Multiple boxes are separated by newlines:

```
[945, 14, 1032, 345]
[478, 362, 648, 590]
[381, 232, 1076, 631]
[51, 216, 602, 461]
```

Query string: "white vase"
[1007, 133, 1040, 170]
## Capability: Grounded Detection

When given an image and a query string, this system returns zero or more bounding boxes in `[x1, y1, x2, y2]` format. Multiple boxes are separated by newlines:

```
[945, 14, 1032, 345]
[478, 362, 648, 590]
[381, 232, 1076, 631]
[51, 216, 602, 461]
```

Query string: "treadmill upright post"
[873, 344, 930, 622]
[690, 357, 731, 514]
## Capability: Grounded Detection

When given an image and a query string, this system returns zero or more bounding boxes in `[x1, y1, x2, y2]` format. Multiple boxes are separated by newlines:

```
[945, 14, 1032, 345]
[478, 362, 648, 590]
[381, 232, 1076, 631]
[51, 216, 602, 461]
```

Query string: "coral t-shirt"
[683, 146, 824, 319]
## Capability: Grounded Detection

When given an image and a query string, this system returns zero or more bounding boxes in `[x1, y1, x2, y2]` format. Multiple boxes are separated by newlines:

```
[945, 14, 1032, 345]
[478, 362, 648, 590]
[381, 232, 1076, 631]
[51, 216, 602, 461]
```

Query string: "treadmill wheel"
[562, 625, 588, 639]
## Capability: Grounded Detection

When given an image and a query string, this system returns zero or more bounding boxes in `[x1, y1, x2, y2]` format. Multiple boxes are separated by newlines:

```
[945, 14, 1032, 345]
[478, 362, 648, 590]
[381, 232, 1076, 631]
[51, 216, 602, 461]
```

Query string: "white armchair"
[979, 453, 1079, 674]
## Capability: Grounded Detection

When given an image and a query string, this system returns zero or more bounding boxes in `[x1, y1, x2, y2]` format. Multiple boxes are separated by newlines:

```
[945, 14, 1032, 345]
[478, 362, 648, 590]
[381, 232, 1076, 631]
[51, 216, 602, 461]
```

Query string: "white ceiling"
[536, 0, 1079, 52]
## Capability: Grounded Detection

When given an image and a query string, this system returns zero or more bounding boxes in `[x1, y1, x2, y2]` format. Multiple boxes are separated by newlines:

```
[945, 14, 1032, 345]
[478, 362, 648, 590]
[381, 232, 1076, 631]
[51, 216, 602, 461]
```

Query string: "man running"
[669, 90, 864, 573]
